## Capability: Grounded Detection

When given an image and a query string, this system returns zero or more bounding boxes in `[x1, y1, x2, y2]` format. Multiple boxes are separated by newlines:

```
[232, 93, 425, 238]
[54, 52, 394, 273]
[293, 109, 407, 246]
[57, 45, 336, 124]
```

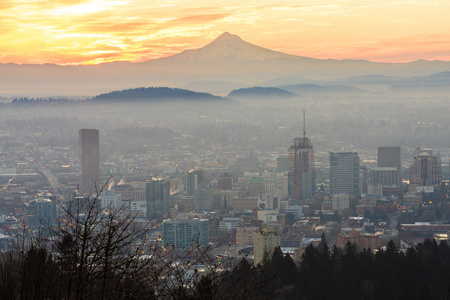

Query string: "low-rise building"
[337, 229, 380, 251]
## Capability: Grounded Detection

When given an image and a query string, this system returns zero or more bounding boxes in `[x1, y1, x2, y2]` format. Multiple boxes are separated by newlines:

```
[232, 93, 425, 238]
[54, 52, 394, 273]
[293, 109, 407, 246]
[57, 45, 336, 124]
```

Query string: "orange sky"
[1, 0, 450, 65]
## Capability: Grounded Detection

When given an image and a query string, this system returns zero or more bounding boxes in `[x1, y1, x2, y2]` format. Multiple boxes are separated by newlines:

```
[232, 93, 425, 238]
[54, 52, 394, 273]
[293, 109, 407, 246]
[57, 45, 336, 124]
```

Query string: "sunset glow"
[1, 0, 450, 65]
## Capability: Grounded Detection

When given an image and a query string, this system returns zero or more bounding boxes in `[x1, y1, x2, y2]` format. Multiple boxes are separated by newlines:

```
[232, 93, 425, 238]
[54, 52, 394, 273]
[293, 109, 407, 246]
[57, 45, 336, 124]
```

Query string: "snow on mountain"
[170, 32, 296, 62]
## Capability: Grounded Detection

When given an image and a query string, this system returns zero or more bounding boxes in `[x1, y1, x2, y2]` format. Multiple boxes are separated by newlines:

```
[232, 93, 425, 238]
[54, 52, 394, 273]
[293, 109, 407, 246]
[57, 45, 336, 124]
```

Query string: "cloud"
[176, 13, 230, 23]
[1, 0, 450, 64]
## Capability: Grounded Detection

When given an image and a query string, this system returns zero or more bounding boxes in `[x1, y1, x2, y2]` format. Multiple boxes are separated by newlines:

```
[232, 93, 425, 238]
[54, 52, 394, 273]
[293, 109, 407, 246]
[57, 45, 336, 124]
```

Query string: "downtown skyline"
[1, 0, 450, 65]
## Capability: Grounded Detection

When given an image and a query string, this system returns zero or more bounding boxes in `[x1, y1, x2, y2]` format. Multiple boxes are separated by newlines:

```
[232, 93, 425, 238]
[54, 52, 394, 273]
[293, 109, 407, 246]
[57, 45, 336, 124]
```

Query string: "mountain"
[280, 84, 368, 95]
[1, 32, 450, 97]
[92, 87, 227, 102]
[389, 71, 450, 93]
[228, 87, 298, 99]
[334, 74, 405, 85]
[169, 32, 295, 62]
[259, 76, 326, 87]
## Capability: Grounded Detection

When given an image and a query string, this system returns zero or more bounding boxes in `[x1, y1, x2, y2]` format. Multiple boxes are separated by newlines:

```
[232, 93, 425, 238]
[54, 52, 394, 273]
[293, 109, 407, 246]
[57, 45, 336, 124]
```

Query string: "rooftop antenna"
[303, 109, 306, 139]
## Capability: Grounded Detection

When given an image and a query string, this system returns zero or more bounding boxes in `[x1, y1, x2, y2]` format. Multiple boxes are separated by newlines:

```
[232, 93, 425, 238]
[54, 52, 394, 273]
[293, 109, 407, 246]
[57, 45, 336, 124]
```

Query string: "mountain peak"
[212, 32, 243, 43]
[171, 32, 294, 62]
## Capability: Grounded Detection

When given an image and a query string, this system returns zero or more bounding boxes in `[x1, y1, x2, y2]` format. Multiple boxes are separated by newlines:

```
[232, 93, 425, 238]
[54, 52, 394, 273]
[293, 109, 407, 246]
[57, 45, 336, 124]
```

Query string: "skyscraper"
[378, 146, 401, 170]
[146, 179, 170, 221]
[330, 152, 360, 195]
[410, 148, 441, 188]
[79, 129, 100, 196]
[288, 111, 315, 203]
[186, 169, 204, 196]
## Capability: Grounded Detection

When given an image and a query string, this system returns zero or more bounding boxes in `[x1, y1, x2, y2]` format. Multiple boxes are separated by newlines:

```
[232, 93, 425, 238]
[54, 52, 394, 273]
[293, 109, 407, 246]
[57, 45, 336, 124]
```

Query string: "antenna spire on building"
[303, 109, 306, 139]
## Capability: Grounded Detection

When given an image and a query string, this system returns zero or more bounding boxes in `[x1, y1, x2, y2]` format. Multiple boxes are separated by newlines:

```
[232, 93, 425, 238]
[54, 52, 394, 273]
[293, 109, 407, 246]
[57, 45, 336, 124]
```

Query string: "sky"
[1, 0, 450, 65]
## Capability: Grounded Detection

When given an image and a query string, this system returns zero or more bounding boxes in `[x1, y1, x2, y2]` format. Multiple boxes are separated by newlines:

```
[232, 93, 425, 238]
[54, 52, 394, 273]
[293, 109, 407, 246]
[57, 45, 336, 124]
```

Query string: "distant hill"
[279, 83, 368, 95]
[389, 71, 450, 93]
[92, 87, 227, 102]
[334, 74, 405, 85]
[259, 76, 325, 87]
[228, 87, 298, 99]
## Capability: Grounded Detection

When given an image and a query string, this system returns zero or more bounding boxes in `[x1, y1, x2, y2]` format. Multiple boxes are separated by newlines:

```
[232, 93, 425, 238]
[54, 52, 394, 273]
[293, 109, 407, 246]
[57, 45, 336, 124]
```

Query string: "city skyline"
[2, 0, 450, 65]
[1, 1, 450, 296]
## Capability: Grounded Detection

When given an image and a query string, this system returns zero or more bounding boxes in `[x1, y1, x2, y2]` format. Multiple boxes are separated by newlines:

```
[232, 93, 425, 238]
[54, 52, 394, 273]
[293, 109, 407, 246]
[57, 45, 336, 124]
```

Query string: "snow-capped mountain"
[170, 32, 295, 62]
[1, 32, 450, 96]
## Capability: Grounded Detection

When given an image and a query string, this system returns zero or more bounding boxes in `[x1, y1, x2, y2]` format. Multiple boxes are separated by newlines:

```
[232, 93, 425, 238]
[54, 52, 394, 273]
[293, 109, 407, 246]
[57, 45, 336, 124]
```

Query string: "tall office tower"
[330, 152, 360, 195]
[410, 148, 441, 188]
[378, 146, 401, 170]
[163, 218, 208, 249]
[186, 169, 204, 196]
[79, 129, 100, 196]
[146, 179, 170, 221]
[288, 111, 315, 203]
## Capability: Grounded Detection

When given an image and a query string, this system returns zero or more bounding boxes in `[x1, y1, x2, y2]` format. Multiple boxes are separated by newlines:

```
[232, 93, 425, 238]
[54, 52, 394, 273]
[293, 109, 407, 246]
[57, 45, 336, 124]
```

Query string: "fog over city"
[2, 92, 449, 161]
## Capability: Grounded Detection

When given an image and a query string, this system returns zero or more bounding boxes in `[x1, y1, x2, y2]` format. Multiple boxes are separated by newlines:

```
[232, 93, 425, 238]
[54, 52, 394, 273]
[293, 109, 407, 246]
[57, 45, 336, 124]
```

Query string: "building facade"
[98, 189, 122, 210]
[194, 182, 212, 211]
[25, 198, 56, 227]
[377, 146, 401, 170]
[288, 137, 315, 204]
[217, 172, 233, 190]
[410, 148, 441, 188]
[253, 227, 281, 266]
[146, 179, 170, 221]
[337, 229, 380, 251]
[163, 218, 208, 249]
[332, 193, 350, 212]
[186, 169, 204, 196]
[236, 226, 260, 245]
[330, 152, 360, 195]
[371, 167, 402, 196]
[79, 128, 100, 196]
[232, 197, 259, 212]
